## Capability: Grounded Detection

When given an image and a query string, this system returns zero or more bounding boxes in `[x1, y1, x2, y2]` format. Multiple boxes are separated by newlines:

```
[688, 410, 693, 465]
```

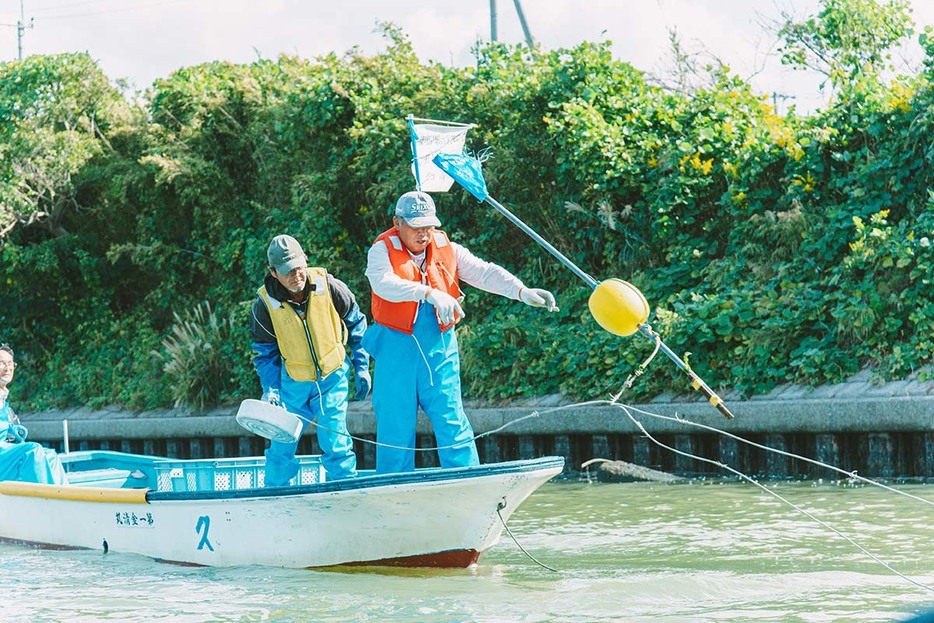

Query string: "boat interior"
[60, 450, 326, 492]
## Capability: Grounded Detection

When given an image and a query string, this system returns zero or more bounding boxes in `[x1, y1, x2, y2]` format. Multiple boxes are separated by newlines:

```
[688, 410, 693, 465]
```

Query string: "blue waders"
[264, 360, 357, 485]
[364, 300, 479, 474]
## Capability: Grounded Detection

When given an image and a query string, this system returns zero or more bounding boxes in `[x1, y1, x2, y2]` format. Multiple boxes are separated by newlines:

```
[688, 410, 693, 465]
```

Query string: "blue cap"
[395, 191, 441, 228]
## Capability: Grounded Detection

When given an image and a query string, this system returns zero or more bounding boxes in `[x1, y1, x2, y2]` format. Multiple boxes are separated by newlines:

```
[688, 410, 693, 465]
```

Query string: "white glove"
[426, 289, 465, 325]
[261, 388, 282, 408]
[520, 287, 558, 312]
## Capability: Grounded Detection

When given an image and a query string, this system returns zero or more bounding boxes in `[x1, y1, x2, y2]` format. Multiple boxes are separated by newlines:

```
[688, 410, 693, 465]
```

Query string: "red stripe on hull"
[0, 537, 482, 569]
[339, 549, 481, 569]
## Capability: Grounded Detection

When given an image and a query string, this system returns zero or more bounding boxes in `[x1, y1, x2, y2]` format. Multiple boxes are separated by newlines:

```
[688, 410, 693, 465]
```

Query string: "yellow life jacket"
[258, 267, 347, 381]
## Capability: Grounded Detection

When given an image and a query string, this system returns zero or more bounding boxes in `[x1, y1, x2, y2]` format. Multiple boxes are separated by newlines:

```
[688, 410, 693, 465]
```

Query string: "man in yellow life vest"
[250, 235, 370, 484]
[363, 191, 557, 474]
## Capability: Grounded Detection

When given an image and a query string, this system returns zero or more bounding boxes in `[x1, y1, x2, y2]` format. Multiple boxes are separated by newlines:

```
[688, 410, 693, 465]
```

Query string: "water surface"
[4, 480, 933, 622]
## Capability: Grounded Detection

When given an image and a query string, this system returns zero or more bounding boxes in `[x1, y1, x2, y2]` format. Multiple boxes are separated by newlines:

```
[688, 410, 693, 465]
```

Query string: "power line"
[39, 0, 186, 21]
[0, 0, 188, 60]
[28, 0, 115, 14]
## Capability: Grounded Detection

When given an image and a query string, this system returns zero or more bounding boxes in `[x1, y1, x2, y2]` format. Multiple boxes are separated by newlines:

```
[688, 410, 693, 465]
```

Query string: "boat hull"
[0, 455, 563, 568]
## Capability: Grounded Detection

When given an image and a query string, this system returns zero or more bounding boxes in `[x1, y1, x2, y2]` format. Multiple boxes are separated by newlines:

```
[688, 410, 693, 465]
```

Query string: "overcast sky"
[1, 0, 933, 114]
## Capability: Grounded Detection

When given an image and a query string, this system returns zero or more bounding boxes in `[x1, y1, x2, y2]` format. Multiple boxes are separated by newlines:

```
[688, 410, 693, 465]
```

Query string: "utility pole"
[2, 0, 33, 60]
[489, 0, 534, 47]
[17, 0, 34, 60]
[490, 0, 498, 41]
[771, 92, 795, 115]
[513, 0, 534, 47]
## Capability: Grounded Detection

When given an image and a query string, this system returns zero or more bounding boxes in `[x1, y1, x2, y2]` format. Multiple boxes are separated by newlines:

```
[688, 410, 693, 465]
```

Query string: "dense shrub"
[3, 15, 934, 410]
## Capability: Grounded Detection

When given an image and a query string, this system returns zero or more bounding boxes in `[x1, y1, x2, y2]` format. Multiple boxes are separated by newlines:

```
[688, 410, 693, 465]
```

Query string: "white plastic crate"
[154, 456, 325, 492]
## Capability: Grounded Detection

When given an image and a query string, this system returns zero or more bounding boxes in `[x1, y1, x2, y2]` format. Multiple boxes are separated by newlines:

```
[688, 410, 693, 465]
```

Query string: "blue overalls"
[260, 358, 357, 485]
[0, 402, 68, 485]
[363, 300, 479, 474]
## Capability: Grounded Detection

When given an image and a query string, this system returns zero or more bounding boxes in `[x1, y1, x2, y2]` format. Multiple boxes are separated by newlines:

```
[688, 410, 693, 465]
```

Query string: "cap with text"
[395, 191, 441, 228]
[267, 235, 307, 275]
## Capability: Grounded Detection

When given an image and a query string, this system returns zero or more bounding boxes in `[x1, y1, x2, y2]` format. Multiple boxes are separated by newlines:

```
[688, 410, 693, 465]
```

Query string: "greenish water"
[4, 480, 934, 623]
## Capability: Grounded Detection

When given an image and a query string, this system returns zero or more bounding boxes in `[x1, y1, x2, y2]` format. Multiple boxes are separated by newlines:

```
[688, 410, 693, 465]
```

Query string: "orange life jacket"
[371, 227, 460, 333]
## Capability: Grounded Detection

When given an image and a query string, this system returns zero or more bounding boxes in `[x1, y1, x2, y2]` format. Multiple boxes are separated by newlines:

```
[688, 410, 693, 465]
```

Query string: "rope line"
[269, 391, 934, 592]
[617, 402, 934, 508]
[305, 397, 933, 507]
[614, 402, 934, 594]
[495, 497, 558, 573]
[613, 328, 661, 401]
[262, 370, 934, 592]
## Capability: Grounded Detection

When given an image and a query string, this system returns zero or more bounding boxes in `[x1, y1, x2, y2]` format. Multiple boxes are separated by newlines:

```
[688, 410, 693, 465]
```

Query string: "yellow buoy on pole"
[588, 279, 651, 337]
[432, 149, 734, 419]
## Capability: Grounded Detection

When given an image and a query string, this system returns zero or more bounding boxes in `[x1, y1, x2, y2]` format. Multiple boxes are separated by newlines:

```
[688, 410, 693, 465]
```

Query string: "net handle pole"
[483, 195, 599, 289]
[409, 116, 476, 127]
[406, 115, 422, 191]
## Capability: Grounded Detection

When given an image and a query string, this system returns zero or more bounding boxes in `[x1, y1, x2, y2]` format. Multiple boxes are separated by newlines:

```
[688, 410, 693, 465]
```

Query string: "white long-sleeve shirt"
[365, 237, 525, 303]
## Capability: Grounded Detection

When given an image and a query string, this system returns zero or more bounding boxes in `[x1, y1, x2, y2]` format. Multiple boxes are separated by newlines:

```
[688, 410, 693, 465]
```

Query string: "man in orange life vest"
[363, 191, 557, 474]
[250, 235, 370, 484]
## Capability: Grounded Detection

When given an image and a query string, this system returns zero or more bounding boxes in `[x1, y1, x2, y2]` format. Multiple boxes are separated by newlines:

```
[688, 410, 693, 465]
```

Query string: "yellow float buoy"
[588, 279, 651, 337]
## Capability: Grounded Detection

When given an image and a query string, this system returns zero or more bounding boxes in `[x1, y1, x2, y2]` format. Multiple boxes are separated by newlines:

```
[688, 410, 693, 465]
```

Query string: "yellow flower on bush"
[885, 82, 914, 113]
[787, 143, 805, 161]
[791, 172, 816, 192]
[686, 153, 713, 174]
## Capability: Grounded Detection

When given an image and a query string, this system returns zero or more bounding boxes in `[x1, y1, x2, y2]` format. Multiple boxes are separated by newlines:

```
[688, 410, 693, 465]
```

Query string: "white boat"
[0, 450, 563, 568]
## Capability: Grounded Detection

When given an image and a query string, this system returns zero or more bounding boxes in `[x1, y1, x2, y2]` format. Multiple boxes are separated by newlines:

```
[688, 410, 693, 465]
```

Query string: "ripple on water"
[3, 481, 934, 623]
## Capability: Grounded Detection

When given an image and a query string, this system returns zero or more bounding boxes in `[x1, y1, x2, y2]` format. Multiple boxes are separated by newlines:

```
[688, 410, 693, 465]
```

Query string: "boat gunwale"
[144, 455, 565, 502]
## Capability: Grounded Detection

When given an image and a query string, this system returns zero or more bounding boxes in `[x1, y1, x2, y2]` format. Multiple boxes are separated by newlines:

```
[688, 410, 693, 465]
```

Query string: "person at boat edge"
[0, 343, 68, 485]
[250, 235, 370, 484]
[363, 190, 557, 474]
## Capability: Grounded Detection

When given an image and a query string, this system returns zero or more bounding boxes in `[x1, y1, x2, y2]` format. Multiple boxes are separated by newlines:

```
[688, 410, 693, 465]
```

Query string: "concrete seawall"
[21, 369, 934, 479]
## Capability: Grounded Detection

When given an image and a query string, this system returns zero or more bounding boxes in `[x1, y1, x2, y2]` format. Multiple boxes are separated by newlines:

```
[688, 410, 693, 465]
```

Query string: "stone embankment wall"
[22, 370, 934, 480]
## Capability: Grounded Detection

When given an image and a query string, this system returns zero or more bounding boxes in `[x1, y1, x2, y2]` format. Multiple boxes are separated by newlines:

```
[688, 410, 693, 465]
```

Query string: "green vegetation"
[2, 3, 934, 410]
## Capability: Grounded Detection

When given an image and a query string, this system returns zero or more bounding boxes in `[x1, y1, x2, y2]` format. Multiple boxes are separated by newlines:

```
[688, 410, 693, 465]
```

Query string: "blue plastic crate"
[154, 456, 325, 492]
